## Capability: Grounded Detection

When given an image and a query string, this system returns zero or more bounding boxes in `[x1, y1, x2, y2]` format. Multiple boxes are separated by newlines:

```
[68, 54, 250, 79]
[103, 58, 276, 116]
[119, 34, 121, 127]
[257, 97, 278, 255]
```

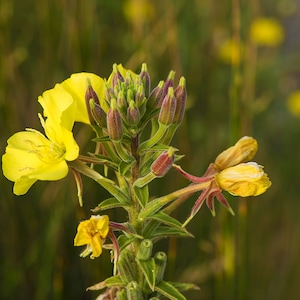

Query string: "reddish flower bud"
[151, 147, 175, 177]
[158, 87, 177, 126]
[173, 77, 187, 124]
[107, 99, 123, 141]
[127, 100, 140, 126]
[140, 63, 151, 97]
[147, 80, 164, 110]
[85, 79, 100, 125]
[89, 99, 107, 128]
[159, 70, 175, 106]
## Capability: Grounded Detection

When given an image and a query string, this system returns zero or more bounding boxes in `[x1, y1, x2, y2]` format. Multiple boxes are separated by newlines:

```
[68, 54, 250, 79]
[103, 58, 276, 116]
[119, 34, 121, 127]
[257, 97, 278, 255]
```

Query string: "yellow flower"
[216, 162, 271, 197]
[39, 72, 105, 125]
[250, 18, 284, 47]
[2, 114, 79, 195]
[287, 90, 300, 117]
[74, 215, 109, 259]
[214, 136, 258, 170]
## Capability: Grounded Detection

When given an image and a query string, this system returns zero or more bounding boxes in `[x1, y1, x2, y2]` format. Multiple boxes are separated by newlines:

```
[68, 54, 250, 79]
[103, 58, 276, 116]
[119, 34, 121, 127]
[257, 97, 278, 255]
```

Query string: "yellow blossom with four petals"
[74, 215, 109, 259]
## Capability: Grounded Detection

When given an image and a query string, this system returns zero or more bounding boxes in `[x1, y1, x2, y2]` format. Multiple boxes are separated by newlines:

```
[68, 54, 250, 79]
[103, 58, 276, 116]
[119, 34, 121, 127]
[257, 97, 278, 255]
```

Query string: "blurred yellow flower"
[218, 38, 242, 65]
[214, 136, 258, 170]
[123, 0, 154, 24]
[74, 215, 109, 259]
[287, 90, 300, 117]
[216, 162, 271, 197]
[250, 18, 284, 47]
[2, 115, 79, 195]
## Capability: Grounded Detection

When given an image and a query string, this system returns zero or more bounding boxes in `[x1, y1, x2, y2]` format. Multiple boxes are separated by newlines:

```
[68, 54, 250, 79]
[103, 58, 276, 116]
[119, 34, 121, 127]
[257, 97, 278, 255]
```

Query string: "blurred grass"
[1, 0, 300, 299]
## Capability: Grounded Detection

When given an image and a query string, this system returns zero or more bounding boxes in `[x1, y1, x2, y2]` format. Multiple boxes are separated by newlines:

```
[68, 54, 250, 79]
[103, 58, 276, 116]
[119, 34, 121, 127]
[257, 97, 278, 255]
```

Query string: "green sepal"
[91, 197, 130, 212]
[136, 258, 156, 291]
[154, 281, 186, 300]
[133, 184, 149, 208]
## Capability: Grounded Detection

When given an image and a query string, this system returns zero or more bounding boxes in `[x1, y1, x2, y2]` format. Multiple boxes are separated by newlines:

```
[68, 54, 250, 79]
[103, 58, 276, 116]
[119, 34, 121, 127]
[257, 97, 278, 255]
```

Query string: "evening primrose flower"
[74, 215, 109, 259]
[250, 17, 284, 47]
[39, 72, 105, 125]
[218, 38, 243, 65]
[174, 136, 271, 221]
[2, 115, 79, 195]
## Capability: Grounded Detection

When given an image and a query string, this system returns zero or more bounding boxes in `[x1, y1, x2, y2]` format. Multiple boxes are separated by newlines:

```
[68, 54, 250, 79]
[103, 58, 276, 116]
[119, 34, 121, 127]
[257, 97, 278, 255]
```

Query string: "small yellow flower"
[250, 17, 284, 47]
[216, 162, 271, 197]
[2, 115, 79, 195]
[214, 136, 258, 170]
[74, 215, 109, 259]
[287, 90, 300, 117]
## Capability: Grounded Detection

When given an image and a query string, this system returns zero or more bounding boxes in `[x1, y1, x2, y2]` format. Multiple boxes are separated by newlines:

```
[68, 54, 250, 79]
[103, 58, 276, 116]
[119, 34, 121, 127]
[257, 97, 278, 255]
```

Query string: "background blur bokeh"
[1, 0, 300, 299]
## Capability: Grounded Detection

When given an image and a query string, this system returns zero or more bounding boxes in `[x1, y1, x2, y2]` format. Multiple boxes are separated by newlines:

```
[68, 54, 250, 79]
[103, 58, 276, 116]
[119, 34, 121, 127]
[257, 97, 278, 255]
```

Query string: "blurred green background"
[1, 0, 300, 299]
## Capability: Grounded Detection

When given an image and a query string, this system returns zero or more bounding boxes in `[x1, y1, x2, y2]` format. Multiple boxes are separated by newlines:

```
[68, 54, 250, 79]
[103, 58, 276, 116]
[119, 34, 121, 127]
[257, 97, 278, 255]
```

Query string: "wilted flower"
[216, 162, 271, 197]
[74, 215, 109, 259]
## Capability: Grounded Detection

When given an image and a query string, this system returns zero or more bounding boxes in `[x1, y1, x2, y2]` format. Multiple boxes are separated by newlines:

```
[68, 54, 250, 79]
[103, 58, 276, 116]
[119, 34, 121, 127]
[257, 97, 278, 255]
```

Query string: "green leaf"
[118, 159, 136, 175]
[93, 135, 111, 142]
[105, 275, 125, 287]
[118, 234, 138, 251]
[154, 281, 186, 300]
[152, 225, 193, 239]
[169, 281, 200, 292]
[136, 258, 156, 291]
[91, 197, 129, 212]
[133, 184, 149, 208]
[147, 211, 184, 228]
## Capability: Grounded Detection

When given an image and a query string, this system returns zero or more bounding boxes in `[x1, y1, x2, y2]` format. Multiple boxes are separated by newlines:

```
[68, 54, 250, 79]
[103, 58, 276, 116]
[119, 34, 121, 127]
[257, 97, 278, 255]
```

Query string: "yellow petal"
[214, 136, 258, 170]
[60, 72, 105, 122]
[38, 85, 76, 130]
[216, 162, 272, 197]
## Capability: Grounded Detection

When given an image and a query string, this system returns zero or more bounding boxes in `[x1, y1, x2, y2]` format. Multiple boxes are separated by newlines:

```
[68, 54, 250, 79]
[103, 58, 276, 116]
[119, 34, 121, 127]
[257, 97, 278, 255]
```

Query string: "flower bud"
[117, 90, 127, 111]
[140, 63, 151, 97]
[111, 63, 124, 89]
[151, 147, 175, 177]
[89, 99, 107, 128]
[158, 87, 177, 126]
[85, 79, 100, 124]
[216, 162, 272, 197]
[126, 281, 143, 299]
[135, 84, 146, 107]
[107, 98, 123, 141]
[147, 80, 164, 109]
[127, 100, 140, 126]
[214, 136, 258, 170]
[159, 70, 175, 106]
[136, 239, 153, 261]
[173, 76, 187, 124]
